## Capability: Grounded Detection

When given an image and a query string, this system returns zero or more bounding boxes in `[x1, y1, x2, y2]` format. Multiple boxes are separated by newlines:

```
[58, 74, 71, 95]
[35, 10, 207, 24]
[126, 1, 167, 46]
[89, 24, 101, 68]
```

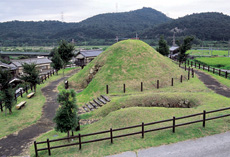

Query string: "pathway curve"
[0, 69, 79, 156]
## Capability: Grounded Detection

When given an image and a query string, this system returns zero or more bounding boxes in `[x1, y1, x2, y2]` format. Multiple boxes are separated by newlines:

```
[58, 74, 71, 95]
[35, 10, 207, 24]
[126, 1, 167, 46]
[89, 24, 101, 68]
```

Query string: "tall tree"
[57, 40, 75, 67]
[51, 48, 63, 75]
[177, 36, 194, 62]
[156, 36, 169, 56]
[20, 63, 40, 92]
[0, 68, 15, 114]
[53, 89, 79, 138]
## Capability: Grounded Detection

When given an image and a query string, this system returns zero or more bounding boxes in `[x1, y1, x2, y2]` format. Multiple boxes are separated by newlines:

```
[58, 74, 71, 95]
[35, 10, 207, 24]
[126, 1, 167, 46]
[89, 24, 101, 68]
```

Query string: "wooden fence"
[177, 59, 230, 79]
[34, 106, 230, 156]
[105, 71, 194, 94]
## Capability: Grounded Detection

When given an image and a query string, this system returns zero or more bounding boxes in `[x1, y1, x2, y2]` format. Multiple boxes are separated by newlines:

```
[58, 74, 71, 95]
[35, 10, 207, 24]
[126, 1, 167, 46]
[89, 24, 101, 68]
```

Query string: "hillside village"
[1, 5, 230, 157]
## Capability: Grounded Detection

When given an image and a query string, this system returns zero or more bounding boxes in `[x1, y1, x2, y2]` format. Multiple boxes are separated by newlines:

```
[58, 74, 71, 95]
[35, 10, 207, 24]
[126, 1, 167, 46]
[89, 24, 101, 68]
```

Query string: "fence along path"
[34, 106, 230, 156]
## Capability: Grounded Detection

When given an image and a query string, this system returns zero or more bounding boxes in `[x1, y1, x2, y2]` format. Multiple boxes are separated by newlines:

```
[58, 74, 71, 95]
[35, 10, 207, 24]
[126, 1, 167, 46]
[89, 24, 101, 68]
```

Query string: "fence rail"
[176, 59, 230, 79]
[34, 106, 230, 156]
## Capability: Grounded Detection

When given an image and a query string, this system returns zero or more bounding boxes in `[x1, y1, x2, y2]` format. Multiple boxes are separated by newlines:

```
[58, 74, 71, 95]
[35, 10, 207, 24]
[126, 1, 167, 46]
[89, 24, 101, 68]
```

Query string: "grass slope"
[69, 40, 187, 104]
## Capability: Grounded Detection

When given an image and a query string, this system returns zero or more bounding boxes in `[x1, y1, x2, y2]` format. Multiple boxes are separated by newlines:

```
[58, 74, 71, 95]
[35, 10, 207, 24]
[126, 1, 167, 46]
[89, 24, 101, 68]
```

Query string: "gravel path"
[0, 69, 79, 156]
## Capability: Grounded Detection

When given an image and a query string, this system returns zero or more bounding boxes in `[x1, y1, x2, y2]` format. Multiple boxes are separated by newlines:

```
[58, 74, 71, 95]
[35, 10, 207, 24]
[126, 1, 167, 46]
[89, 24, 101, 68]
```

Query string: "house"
[169, 46, 179, 57]
[10, 58, 52, 76]
[75, 50, 103, 68]
[0, 61, 17, 77]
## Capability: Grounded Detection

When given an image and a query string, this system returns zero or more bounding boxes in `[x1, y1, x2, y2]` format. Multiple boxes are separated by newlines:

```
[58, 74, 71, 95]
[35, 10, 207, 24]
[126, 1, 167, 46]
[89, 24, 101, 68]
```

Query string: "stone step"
[89, 101, 98, 109]
[98, 97, 106, 104]
[101, 95, 110, 102]
[82, 106, 89, 112]
[93, 99, 103, 107]
[85, 103, 94, 111]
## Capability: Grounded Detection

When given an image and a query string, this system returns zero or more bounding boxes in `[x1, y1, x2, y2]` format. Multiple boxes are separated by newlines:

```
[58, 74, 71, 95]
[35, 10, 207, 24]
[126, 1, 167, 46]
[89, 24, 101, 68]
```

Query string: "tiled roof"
[170, 46, 179, 51]
[79, 50, 103, 57]
[11, 58, 52, 67]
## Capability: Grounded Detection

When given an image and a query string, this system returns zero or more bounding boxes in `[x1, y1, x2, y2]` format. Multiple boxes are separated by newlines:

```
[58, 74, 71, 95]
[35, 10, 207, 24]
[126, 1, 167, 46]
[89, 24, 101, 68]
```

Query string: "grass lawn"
[187, 49, 229, 56]
[30, 70, 230, 157]
[0, 67, 76, 139]
[193, 57, 230, 70]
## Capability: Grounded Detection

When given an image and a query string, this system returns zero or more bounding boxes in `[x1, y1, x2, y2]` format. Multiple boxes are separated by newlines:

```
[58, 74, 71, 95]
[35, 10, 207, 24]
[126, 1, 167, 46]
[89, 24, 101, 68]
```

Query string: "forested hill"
[0, 7, 171, 46]
[142, 12, 230, 41]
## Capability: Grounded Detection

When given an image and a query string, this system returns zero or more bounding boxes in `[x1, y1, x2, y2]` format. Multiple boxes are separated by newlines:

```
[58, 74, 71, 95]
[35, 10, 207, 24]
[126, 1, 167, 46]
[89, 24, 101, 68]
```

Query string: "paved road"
[0, 69, 79, 156]
[108, 131, 230, 157]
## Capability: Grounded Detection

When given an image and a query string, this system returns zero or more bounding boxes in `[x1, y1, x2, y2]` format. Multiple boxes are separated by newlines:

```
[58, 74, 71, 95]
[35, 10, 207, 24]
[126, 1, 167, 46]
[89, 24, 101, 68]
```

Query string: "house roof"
[11, 58, 52, 67]
[0, 61, 10, 69]
[0, 51, 51, 56]
[76, 50, 103, 58]
[169, 46, 179, 51]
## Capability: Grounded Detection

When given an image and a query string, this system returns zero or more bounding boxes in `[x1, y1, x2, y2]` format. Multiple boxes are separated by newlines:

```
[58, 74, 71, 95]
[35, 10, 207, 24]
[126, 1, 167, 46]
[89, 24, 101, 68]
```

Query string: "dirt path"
[194, 70, 230, 98]
[0, 69, 79, 156]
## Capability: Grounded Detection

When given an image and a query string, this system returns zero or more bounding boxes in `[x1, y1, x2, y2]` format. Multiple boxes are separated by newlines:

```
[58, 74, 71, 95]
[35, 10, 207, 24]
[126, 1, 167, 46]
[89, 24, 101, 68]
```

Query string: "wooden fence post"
[180, 75, 183, 83]
[192, 68, 194, 78]
[185, 64, 187, 71]
[141, 82, 143, 92]
[20, 89, 23, 97]
[203, 110, 206, 127]
[195, 62, 196, 68]
[213, 68, 215, 74]
[171, 78, 173, 86]
[110, 128, 113, 144]
[79, 134, 82, 150]
[34, 141, 38, 157]
[123, 84, 126, 93]
[199, 64, 200, 69]
[219, 69, 221, 76]
[106, 85, 109, 94]
[47, 139, 51, 156]
[157, 80, 159, 89]
[226, 71, 228, 78]
[0, 102, 3, 112]
[142, 122, 144, 138]
[208, 66, 210, 72]
[173, 116, 175, 133]
[188, 70, 190, 80]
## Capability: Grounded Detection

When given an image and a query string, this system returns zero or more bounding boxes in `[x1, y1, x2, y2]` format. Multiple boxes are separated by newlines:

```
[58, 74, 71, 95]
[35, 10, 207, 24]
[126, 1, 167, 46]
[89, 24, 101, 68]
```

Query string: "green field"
[194, 57, 230, 70]
[187, 49, 229, 56]
[29, 40, 230, 157]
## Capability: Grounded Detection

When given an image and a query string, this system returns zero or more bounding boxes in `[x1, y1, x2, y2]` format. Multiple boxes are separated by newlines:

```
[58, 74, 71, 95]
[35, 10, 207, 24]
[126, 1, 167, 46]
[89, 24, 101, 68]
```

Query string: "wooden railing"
[34, 106, 230, 156]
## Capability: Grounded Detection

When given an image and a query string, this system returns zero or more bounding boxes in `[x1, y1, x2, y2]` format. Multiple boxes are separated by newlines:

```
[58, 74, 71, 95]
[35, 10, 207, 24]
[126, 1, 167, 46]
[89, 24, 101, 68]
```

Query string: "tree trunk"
[34, 84, 36, 92]
[0, 102, 3, 112]
[9, 108, 12, 114]
[67, 130, 70, 142]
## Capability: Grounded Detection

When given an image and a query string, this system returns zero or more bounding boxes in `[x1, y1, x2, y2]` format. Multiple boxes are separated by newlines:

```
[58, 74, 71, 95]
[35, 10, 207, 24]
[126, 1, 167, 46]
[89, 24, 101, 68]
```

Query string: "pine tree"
[157, 36, 169, 56]
[53, 89, 79, 138]
[51, 48, 63, 75]
[178, 36, 194, 62]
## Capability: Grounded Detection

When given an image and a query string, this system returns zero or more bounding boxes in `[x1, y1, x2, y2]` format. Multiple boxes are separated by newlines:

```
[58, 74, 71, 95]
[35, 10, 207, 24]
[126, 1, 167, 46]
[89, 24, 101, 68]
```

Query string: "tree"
[51, 48, 63, 75]
[53, 89, 79, 138]
[20, 63, 40, 92]
[57, 40, 75, 67]
[177, 36, 194, 62]
[0, 68, 15, 114]
[156, 36, 169, 56]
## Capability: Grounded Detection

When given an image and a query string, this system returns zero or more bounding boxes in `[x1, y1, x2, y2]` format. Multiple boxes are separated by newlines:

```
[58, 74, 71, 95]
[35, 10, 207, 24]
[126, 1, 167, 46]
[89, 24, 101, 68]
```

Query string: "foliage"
[0, 68, 15, 114]
[177, 36, 194, 62]
[53, 89, 79, 134]
[57, 40, 75, 65]
[156, 36, 169, 56]
[0, 8, 171, 46]
[51, 48, 63, 73]
[142, 12, 230, 41]
[20, 63, 40, 90]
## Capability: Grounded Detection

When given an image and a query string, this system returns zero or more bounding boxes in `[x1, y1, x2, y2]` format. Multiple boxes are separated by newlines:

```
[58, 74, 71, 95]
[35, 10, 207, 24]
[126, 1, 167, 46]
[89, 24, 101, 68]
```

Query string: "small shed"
[169, 46, 179, 57]
[75, 50, 103, 68]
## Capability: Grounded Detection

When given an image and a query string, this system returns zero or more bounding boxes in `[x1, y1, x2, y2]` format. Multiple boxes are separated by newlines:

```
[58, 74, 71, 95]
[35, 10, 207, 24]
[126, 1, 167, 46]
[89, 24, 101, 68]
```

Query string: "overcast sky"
[0, 0, 229, 22]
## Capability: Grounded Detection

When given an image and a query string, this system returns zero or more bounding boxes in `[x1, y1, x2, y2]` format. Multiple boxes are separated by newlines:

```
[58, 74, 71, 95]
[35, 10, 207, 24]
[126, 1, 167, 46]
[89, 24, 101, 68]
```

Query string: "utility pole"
[116, 36, 119, 42]
[136, 33, 138, 40]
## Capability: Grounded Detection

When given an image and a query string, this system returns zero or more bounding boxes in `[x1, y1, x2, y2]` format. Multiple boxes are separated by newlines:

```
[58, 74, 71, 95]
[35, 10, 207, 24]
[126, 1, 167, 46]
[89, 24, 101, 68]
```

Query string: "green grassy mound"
[69, 40, 187, 103]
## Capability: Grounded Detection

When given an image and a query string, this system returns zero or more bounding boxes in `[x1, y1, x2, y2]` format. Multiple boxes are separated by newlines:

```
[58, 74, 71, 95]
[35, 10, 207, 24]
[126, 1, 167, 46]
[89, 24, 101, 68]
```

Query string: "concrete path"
[0, 69, 79, 156]
[108, 131, 230, 157]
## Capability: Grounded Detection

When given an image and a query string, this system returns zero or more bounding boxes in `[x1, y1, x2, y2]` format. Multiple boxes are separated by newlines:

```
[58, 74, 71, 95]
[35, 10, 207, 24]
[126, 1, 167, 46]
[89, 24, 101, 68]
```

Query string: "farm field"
[0, 67, 76, 139]
[187, 49, 229, 56]
[193, 57, 230, 70]
[30, 40, 230, 157]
